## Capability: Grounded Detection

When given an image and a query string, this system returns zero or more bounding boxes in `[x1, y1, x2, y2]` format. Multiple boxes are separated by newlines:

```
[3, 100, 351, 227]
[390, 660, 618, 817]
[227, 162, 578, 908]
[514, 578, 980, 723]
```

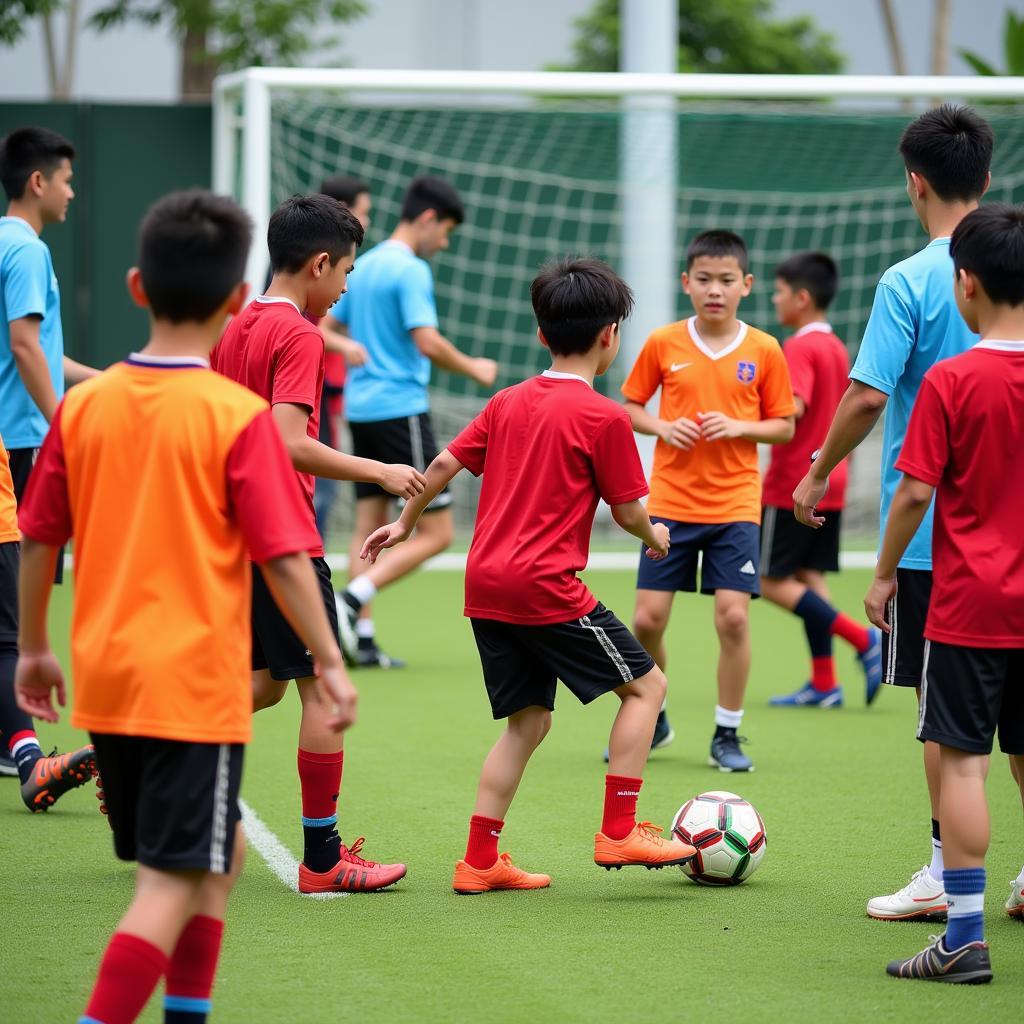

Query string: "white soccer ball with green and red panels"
[671, 790, 767, 885]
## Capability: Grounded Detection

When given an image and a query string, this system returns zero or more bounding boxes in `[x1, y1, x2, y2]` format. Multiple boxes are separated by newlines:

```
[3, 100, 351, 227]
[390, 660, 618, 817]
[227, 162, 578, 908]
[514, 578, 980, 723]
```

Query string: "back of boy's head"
[686, 230, 749, 274]
[269, 194, 365, 274]
[774, 251, 839, 310]
[0, 125, 75, 202]
[531, 257, 635, 356]
[899, 104, 993, 203]
[139, 190, 252, 323]
[950, 203, 1024, 307]
[400, 176, 464, 225]
[320, 175, 370, 208]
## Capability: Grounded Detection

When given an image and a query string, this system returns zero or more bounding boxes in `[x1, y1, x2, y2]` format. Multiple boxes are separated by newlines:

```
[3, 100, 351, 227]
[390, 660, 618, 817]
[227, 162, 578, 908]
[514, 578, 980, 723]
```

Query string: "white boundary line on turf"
[239, 798, 348, 901]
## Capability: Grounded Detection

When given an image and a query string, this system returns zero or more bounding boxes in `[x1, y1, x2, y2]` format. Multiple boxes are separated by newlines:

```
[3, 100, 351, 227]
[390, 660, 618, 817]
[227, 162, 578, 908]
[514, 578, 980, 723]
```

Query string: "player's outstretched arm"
[610, 500, 670, 561]
[411, 326, 497, 388]
[15, 539, 65, 723]
[259, 551, 357, 731]
[362, 449, 465, 564]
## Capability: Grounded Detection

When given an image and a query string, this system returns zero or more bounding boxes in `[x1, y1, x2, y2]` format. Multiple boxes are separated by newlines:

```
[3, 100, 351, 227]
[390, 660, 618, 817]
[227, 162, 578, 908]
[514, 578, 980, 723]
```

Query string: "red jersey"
[896, 340, 1024, 647]
[762, 322, 850, 511]
[212, 297, 325, 556]
[448, 371, 649, 625]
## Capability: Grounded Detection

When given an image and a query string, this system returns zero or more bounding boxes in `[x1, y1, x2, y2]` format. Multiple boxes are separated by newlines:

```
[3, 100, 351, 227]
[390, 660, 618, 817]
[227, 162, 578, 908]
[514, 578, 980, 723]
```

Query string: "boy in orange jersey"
[622, 230, 796, 772]
[16, 190, 355, 1024]
[363, 258, 697, 893]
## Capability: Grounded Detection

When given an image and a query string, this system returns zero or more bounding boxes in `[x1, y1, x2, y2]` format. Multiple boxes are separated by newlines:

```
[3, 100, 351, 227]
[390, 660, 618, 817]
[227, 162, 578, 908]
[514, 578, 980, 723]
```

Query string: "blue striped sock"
[164, 994, 212, 1022]
[943, 867, 985, 949]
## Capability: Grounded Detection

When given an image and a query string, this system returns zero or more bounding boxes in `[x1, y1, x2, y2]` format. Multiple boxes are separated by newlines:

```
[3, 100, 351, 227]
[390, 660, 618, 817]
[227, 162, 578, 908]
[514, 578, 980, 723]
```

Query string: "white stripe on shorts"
[884, 590, 899, 685]
[916, 640, 931, 740]
[210, 744, 230, 873]
[579, 615, 633, 682]
[759, 505, 776, 576]
[408, 416, 425, 471]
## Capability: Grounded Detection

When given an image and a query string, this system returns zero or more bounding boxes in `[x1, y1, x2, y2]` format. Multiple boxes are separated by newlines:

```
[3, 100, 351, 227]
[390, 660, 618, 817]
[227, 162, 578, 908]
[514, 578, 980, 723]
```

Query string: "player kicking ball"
[362, 258, 697, 893]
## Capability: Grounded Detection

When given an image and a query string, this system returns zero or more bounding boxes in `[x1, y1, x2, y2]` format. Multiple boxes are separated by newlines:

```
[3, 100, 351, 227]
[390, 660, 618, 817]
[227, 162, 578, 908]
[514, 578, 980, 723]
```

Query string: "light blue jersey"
[331, 239, 439, 423]
[0, 216, 64, 449]
[850, 237, 976, 570]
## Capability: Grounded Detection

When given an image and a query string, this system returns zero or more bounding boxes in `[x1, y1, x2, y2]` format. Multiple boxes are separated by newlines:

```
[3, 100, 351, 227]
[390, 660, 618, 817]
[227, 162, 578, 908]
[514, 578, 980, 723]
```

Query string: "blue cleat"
[859, 626, 883, 706]
[769, 682, 843, 708]
[708, 729, 753, 772]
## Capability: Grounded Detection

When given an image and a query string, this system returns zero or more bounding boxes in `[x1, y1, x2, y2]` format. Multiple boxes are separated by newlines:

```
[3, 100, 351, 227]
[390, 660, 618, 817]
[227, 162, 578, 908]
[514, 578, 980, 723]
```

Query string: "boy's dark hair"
[138, 189, 252, 324]
[400, 176, 464, 225]
[0, 125, 75, 201]
[531, 257, 634, 356]
[950, 203, 1024, 307]
[686, 230, 749, 274]
[320, 175, 370, 208]
[899, 104, 993, 203]
[268, 194, 365, 273]
[774, 251, 839, 310]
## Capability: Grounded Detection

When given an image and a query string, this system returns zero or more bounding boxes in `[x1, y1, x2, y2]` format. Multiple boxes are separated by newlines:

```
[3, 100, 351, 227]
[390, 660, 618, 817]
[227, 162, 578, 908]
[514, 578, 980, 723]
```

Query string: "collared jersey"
[851, 237, 977, 570]
[623, 318, 795, 525]
[896, 341, 1024, 647]
[18, 356, 318, 744]
[448, 371, 649, 625]
[0, 216, 64, 449]
[0, 435, 18, 543]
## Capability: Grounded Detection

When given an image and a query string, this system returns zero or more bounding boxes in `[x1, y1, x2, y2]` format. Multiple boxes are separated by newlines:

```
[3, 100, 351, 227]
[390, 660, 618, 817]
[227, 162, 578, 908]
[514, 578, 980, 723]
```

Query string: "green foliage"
[0, 0, 63, 45]
[555, 0, 843, 74]
[960, 7, 1024, 76]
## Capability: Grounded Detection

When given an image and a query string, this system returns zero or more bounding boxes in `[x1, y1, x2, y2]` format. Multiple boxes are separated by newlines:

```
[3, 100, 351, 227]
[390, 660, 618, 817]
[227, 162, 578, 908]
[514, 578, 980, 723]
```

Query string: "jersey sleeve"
[18, 403, 72, 544]
[2, 242, 49, 322]
[850, 279, 916, 396]
[593, 413, 649, 505]
[621, 335, 663, 405]
[759, 337, 797, 419]
[398, 261, 440, 332]
[447, 402, 491, 477]
[784, 338, 816, 407]
[270, 327, 322, 411]
[894, 373, 948, 486]
[226, 410, 322, 562]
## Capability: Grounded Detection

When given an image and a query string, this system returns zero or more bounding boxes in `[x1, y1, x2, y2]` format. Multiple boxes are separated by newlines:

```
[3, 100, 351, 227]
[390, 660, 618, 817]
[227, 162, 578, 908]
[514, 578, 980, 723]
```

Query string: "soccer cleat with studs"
[886, 934, 992, 984]
[594, 821, 697, 870]
[709, 730, 753, 772]
[1006, 880, 1024, 919]
[298, 836, 406, 894]
[20, 746, 97, 812]
[452, 852, 551, 894]
[867, 865, 947, 921]
[769, 682, 843, 708]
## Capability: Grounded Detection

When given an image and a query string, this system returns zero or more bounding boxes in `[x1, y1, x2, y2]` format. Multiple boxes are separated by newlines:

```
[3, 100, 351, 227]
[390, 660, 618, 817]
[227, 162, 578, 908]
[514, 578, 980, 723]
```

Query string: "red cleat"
[298, 837, 407, 893]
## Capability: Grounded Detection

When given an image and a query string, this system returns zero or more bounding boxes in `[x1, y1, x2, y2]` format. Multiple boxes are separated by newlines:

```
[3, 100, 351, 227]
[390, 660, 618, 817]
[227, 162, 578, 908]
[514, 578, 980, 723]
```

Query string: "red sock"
[829, 613, 871, 653]
[602, 775, 642, 840]
[464, 814, 504, 869]
[165, 914, 224, 1010]
[83, 931, 168, 1024]
[811, 656, 837, 692]
[297, 748, 343, 820]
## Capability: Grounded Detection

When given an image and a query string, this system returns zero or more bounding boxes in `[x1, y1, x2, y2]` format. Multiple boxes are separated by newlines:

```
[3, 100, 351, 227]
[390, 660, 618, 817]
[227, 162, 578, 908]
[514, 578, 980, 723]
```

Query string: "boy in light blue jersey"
[794, 104, 994, 922]
[322, 176, 497, 667]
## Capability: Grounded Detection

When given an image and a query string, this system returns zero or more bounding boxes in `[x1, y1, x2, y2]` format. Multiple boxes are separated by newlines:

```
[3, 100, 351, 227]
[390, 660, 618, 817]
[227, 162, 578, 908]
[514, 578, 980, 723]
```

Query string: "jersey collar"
[793, 321, 832, 337]
[255, 295, 301, 312]
[0, 215, 39, 238]
[127, 352, 209, 368]
[975, 339, 1024, 352]
[541, 369, 592, 387]
[687, 317, 748, 361]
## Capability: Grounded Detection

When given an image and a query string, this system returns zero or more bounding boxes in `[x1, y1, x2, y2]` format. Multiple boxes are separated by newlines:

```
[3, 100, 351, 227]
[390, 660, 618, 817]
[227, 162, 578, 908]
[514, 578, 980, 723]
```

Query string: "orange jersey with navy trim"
[18, 355, 319, 744]
[0, 437, 17, 543]
[622, 318, 796, 525]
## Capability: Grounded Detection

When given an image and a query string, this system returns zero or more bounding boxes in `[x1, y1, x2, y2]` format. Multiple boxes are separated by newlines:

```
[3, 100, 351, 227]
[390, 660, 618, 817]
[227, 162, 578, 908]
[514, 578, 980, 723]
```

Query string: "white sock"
[345, 575, 377, 607]
[929, 835, 944, 885]
[714, 705, 743, 730]
[355, 618, 375, 640]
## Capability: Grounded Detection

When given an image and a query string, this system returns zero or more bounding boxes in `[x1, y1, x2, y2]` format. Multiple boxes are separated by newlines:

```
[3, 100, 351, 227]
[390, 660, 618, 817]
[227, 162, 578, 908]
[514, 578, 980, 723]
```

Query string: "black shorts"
[348, 413, 451, 510]
[470, 602, 656, 720]
[0, 541, 17, 643]
[917, 641, 1024, 755]
[759, 505, 841, 577]
[252, 555, 340, 681]
[882, 568, 932, 687]
[636, 519, 761, 596]
[90, 733, 244, 872]
[8, 448, 64, 584]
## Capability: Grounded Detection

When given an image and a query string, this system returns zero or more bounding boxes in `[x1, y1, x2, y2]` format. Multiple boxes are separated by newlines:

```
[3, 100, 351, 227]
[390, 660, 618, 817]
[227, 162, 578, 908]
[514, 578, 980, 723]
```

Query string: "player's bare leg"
[632, 589, 674, 669]
[251, 669, 288, 712]
[708, 589, 753, 771]
[473, 705, 552, 821]
[606, 668, 666, 778]
[795, 567, 831, 602]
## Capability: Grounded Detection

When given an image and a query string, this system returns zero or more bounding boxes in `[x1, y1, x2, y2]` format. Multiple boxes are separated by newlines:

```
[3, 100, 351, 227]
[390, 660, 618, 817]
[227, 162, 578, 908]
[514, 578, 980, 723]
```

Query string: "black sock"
[932, 817, 941, 843]
[714, 725, 736, 740]
[342, 591, 362, 616]
[303, 822, 342, 873]
[357, 635, 376, 652]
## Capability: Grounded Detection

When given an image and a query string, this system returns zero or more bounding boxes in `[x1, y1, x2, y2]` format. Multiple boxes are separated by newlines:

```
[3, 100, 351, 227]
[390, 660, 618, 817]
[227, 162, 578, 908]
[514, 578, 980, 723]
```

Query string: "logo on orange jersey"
[737, 361, 756, 384]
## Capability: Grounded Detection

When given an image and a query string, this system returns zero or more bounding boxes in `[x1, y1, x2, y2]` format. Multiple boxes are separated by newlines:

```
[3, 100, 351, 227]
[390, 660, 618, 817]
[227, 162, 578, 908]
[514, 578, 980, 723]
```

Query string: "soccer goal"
[213, 69, 1024, 544]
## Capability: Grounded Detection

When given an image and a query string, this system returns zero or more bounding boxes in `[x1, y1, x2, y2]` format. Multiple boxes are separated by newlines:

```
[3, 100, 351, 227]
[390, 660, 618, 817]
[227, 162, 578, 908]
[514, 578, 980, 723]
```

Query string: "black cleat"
[20, 746, 97, 812]
[354, 641, 406, 670]
[709, 729, 753, 772]
[886, 935, 993, 984]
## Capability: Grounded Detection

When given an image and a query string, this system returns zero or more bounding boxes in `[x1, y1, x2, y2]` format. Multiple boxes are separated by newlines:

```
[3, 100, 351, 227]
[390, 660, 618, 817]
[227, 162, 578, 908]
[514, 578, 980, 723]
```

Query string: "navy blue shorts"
[636, 518, 761, 596]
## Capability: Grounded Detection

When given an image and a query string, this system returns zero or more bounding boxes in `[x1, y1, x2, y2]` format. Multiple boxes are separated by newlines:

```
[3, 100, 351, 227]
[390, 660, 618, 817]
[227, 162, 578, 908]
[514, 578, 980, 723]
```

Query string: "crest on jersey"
[737, 361, 756, 383]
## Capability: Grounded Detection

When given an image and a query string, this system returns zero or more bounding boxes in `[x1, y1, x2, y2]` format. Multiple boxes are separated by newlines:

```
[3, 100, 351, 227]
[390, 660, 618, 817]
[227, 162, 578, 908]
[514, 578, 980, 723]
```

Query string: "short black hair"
[686, 230, 749, 274]
[268, 194, 365, 274]
[0, 126, 75, 201]
[320, 175, 370, 207]
[531, 256, 634, 356]
[138, 190, 252, 324]
[400, 176, 464, 225]
[774, 251, 839, 310]
[950, 203, 1024, 307]
[899, 104, 993, 203]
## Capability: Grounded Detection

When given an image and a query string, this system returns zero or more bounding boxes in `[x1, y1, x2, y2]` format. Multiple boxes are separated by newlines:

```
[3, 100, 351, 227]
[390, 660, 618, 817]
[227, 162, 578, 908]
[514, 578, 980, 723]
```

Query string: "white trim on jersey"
[687, 317, 748, 361]
[579, 614, 633, 682]
[975, 339, 1024, 352]
[541, 369, 592, 387]
[792, 321, 833, 337]
[127, 352, 209, 368]
[253, 295, 301, 311]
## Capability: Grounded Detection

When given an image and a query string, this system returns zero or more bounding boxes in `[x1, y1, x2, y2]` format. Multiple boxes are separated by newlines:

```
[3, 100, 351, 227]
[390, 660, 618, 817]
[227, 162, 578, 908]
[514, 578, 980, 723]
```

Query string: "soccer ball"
[671, 790, 766, 886]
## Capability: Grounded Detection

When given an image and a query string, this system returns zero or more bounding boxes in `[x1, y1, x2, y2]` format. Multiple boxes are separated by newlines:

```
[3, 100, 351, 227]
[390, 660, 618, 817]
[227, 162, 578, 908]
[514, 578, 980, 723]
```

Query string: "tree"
[554, 0, 843, 75]
[960, 6, 1024, 76]
[89, 0, 368, 99]
[0, 0, 80, 99]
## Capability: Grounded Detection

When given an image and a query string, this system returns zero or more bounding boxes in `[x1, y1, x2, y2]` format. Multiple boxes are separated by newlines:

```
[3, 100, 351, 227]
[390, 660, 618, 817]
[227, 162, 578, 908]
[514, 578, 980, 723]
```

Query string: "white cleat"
[1006, 880, 1024, 919]
[867, 865, 947, 921]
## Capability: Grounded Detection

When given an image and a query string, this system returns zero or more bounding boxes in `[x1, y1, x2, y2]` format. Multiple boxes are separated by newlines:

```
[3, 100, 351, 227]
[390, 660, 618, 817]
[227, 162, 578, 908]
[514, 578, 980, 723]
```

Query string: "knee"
[633, 606, 668, 638]
[715, 605, 749, 641]
[252, 681, 286, 712]
[511, 708, 552, 747]
[639, 665, 668, 704]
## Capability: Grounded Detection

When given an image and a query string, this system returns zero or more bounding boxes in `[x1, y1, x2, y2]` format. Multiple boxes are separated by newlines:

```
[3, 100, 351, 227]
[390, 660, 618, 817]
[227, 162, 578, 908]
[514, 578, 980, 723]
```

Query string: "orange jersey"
[622, 318, 796, 524]
[0, 437, 17, 543]
[18, 355, 319, 744]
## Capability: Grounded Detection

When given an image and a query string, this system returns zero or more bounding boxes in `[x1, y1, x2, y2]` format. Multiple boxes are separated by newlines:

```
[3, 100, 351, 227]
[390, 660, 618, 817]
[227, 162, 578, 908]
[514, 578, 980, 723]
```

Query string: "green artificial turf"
[2, 567, 1022, 1023]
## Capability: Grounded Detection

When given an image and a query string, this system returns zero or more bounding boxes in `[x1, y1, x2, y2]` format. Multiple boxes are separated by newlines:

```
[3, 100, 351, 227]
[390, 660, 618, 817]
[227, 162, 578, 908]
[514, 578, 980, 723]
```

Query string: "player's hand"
[339, 338, 369, 367]
[793, 469, 829, 529]
[360, 520, 411, 564]
[659, 417, 700, 450]
[14, 649, 66, 723]
[378, 462, 427, 500]
[698, 411, 742, 442]
[471, 358, 498, 389]
[645, 521, 671, 561]
[864, 574, 898, 633]
[315, 657, 358, 732]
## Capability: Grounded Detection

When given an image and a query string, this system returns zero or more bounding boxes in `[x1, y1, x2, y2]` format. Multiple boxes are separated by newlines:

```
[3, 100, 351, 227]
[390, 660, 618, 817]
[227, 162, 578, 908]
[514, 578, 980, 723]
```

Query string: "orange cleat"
[20, 746, 97, 812]
[452, 852, 551, 895]
[594, 821, 697, 870]
[298, 837, 406, 893]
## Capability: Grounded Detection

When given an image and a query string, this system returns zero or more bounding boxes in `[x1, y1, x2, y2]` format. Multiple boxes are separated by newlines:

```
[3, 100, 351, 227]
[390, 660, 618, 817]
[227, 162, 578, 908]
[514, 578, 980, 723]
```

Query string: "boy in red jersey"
[865, 205, 1024, 984]
[761, 252, 882, 708]
[16, 190, 355, 1024]
[363, 258, 697, 893]
[212, 194, 421, 893]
